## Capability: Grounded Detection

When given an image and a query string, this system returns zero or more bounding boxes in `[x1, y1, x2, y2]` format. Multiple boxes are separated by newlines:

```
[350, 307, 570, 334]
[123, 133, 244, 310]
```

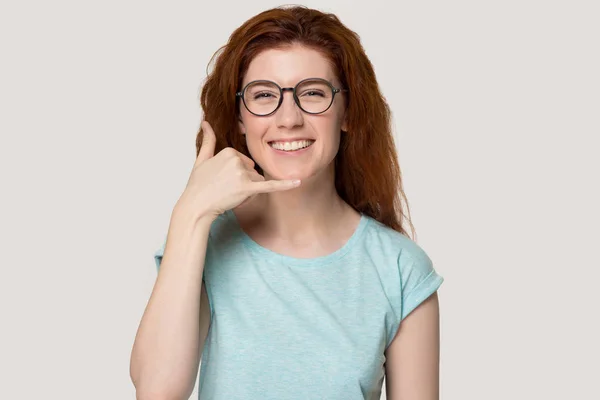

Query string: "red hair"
[197, 5, 416, 239]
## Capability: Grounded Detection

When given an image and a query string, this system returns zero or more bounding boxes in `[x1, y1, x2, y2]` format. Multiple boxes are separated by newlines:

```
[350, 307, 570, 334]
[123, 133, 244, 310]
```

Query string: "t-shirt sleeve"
[386, 245, 444, 349]
[398, 248, 444, 321]
[153, 237, 167, 271]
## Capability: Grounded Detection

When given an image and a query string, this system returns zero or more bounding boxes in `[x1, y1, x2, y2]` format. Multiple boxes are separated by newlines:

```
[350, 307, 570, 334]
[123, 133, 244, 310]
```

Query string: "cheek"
[317, 118, 342, 145]
[243, 120, 270, 152]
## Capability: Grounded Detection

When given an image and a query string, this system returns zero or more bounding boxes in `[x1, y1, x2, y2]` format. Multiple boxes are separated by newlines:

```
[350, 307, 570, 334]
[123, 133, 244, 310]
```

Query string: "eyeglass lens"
[243, 79, 334, 115]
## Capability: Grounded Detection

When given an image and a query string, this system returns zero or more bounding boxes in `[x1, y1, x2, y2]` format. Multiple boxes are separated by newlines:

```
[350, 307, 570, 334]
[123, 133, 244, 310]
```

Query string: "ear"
[238, 116, 246, 135]
[341, 112, 348, 133]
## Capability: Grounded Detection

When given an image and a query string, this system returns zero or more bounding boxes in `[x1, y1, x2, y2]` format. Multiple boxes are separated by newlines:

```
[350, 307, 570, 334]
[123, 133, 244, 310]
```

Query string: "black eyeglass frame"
[235, 77, 348, 116]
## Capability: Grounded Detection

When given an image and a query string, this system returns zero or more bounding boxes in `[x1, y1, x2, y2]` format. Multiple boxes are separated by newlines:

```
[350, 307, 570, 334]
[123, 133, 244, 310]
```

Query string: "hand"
[175, 121, 301, 222]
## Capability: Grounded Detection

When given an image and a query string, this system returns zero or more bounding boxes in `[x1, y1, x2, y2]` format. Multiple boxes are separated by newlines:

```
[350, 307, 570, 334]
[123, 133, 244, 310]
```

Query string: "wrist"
[172, 202, 216, 230]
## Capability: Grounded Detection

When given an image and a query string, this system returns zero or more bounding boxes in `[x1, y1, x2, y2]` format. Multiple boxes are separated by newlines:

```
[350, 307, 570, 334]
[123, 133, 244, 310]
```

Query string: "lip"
[267, 138, 315, 144]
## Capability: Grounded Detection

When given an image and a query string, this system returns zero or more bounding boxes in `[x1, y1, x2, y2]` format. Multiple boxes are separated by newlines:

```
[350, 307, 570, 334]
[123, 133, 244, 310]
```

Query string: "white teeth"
[269, 140, 314, 151]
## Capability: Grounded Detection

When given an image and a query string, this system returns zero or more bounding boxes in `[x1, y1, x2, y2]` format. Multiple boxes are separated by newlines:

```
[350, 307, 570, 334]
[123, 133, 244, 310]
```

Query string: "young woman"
[131, 6, 444, 400]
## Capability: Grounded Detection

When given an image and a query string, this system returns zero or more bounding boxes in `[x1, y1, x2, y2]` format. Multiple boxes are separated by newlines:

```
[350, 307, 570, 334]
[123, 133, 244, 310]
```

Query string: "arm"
[385, 291, 441, 400]
[130, 207, 213, 400]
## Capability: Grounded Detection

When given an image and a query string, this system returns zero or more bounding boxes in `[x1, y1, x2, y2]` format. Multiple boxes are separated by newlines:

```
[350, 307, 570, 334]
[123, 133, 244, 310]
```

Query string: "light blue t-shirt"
[154, 209, 444, 400]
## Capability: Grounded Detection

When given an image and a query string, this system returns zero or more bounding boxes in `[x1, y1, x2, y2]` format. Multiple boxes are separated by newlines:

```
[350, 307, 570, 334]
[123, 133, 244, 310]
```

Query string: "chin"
[264, 168, 314, 182]
[265, 160, 337, 183]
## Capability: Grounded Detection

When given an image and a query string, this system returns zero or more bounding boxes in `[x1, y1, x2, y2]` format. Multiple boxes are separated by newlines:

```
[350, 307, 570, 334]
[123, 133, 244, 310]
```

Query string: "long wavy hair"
[196, 5, 416, 239]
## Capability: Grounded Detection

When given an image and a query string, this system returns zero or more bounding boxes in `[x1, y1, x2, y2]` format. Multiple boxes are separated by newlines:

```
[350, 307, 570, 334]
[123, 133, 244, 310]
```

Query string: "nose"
[275, 89, 304, 129]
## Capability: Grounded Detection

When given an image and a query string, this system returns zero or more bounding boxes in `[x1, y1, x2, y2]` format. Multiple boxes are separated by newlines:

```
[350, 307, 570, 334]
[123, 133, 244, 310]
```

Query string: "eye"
[252, 91, 277, 100]
[300, 89, 326, 97]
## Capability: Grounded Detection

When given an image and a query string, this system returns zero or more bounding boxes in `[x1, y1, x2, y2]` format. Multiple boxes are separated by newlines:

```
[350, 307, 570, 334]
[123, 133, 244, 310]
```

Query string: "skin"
[385, 292, 441, 400]
[235, 44, 441, 399]
[235, 43, 360, 256]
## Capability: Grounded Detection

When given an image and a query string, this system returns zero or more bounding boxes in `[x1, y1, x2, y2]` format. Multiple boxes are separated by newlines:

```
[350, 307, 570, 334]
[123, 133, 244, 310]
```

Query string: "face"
[237, 44, 348, 183]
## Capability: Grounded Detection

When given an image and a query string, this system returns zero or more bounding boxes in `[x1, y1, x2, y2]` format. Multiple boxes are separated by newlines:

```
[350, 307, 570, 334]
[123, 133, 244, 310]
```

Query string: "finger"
[196, 121, 216, 165]
[247, 170, 265, 182]
[247, 179, 301, 194]
[238, 172, 265, 207]
[235, 151, 256, 171]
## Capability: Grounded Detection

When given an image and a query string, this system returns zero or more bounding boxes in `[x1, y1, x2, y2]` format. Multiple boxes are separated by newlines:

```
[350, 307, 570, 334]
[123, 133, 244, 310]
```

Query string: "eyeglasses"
[236, 78, 348, 116]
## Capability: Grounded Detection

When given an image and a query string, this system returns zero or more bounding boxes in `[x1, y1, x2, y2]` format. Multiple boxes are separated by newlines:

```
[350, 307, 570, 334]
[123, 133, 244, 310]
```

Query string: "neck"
[240, 167, 356, 244]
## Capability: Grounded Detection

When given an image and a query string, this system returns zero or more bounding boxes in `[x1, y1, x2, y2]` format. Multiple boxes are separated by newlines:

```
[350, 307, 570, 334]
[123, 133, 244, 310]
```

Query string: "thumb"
[195, 121, 216, 165]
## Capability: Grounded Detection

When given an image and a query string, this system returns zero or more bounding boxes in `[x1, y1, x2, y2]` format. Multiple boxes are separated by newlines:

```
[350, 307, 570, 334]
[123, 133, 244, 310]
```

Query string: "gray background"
[1, 0, 598, 399]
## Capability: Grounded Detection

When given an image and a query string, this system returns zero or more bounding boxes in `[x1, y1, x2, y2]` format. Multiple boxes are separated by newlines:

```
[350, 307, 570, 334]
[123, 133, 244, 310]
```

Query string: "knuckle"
[233, 157, 245, 169]
[222, 147, 235, 156]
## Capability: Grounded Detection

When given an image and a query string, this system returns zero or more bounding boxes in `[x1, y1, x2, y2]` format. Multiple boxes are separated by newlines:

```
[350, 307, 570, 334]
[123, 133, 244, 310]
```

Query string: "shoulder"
[207, 210, 237, 243]
[361, 215, 431, 266]
[361, 215, 443, 320]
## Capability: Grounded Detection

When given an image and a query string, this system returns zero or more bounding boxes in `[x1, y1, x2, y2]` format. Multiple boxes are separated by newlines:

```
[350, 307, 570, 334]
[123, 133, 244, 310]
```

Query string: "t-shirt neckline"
[225, 208, 370, 267]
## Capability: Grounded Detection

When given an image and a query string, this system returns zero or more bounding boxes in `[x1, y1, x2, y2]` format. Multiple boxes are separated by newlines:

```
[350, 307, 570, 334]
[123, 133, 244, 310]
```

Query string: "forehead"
[242, 45, 338, 87]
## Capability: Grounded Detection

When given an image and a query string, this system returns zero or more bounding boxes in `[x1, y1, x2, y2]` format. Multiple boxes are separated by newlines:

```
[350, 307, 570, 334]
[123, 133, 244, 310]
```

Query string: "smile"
[268, 140, 315, 152]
